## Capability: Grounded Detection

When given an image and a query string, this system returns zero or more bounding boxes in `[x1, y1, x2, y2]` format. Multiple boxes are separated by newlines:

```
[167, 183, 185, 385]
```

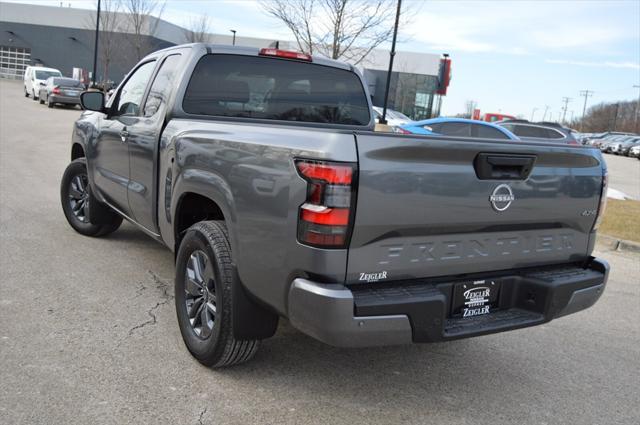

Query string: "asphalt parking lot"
[1, 78, 639, 425]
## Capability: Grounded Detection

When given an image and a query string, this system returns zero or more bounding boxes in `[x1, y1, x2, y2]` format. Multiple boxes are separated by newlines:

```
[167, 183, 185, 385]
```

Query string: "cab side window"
[113, 60, 156, 117]
[143, 55, 181, 118]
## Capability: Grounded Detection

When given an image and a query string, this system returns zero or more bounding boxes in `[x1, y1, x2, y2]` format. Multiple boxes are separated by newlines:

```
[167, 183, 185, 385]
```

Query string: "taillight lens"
[295, 160, 356, 248]
[593, 169, 608, 231]
[52, 86, 61, 94]
[259, 48, 312, 62]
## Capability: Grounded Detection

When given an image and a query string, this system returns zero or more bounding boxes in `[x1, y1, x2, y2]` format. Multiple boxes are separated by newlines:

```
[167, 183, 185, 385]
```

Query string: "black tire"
[32, 90, 37, 101]
[60, 159, 122, 237]
[47, 96, 54, 108]
[24, 87, 29, 97]
[39, 96, 44, 105]
[175, 221, 259, 368]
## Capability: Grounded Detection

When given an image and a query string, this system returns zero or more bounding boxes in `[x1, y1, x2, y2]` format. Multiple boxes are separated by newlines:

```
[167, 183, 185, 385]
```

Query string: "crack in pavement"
[197, 407, 208, 425]
[127, 299, 170, 336]
[119, 270, 175, 342]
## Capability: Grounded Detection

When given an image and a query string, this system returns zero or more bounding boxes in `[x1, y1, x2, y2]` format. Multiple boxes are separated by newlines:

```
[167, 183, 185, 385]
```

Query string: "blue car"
[397, 118, 520, 141]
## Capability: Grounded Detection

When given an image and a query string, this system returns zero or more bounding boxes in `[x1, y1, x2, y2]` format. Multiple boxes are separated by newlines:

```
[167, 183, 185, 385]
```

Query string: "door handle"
[119, 129, 129, 143]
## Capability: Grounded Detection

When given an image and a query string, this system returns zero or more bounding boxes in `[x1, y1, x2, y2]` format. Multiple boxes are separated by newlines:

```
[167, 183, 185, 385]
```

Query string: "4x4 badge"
[489, 184, 514, 212]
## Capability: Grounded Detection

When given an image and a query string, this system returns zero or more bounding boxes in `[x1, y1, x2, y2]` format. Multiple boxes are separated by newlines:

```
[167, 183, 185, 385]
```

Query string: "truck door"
[92, 60, 156, 216]
[127, 53, 184, 232]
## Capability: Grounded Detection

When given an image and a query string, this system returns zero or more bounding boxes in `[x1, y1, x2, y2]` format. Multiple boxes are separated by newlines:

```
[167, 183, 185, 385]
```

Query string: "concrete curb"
[596, 234, 640, 254]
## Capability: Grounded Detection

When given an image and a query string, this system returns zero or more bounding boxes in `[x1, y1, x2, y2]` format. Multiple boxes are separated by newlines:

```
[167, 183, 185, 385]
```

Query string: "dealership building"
[0, 1, 449, 119]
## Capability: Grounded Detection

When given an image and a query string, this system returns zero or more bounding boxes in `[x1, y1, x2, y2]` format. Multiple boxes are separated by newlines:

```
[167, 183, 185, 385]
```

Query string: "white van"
[24, 66, 62, 99]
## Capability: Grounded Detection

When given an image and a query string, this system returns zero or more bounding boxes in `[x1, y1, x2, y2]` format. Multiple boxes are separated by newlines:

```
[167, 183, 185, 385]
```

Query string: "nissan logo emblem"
[489, 184, 514, 212]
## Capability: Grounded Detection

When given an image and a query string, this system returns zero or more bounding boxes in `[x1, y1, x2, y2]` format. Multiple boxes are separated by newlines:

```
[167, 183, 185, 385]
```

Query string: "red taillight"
[295, 162, 352, 184]
[296, 159, 356, 248]
[259, 48, 312, 62]
[52, 86, 61, 94]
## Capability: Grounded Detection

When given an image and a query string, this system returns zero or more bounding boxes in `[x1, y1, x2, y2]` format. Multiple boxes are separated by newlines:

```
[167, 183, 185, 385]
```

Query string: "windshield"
[183, 54, 371, 126]
[35, 70, 62, 80]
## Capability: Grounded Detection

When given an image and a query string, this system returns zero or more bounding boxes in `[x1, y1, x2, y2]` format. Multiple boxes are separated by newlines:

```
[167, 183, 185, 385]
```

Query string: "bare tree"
[122, 0, 166, 61]
[260, 0, 404, 65]
[183, 14, 212, 43]
[86, 0, 124, 83]
[578, 100, 640, 133]
[464, 100, 478, 119]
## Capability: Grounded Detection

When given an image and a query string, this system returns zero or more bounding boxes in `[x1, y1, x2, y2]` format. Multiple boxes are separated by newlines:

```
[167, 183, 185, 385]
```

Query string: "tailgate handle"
[474, 153, 536, 180]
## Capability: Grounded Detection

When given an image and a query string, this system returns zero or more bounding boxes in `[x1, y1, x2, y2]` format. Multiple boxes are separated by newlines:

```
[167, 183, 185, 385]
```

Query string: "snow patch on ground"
[607, 188, 634, 200]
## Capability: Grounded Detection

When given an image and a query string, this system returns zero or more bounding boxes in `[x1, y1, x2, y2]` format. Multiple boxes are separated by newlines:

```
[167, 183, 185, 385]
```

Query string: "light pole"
[542, 105, 550, 121]
[634, 85, 640, 133]
[230, 30, 236, 46]
[92, 0, 101, 87]
[530, 107, 538, 121]
[380, 0, 402, 125]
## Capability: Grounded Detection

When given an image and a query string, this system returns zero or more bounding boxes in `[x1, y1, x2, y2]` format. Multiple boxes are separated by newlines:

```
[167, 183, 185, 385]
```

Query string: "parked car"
[628, 144, 640, 158]
[601, 135, 636, 153]
[23, 66, 62, 100]
[397, 117, 519, 140]
[372, 106, 412, 126]
[38, 77, 84, 108]
[586, 132, 634, 146]
[618, 138, 640, 156]
[497, 121, 579, 145]
[61, 43, 609, 368]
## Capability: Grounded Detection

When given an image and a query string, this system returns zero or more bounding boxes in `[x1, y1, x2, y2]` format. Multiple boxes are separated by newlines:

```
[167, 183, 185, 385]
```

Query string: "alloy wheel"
[68, 174, 90, 223]
[184, 250, 217, 339]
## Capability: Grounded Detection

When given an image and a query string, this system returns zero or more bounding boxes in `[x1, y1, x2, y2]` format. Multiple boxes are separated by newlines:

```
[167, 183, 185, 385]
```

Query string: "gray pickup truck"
[61, 43, 609, 367]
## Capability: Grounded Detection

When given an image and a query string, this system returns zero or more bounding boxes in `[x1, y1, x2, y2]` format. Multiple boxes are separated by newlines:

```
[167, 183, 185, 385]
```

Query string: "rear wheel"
[47, 96, 54, 108]
[39, 96, 44, 105]
[175, 221, 260, 368]
[24, 87, 29, 97]
[60, 159, 122, 237]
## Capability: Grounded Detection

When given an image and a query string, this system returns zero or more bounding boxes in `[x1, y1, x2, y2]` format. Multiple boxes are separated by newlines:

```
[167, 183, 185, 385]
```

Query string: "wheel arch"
[71, 143, 85, 161]
[174, 192, 226, 250]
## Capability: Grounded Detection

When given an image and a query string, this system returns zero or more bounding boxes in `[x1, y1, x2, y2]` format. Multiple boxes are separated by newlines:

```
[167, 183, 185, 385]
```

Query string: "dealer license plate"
[452, 279, 501, 318]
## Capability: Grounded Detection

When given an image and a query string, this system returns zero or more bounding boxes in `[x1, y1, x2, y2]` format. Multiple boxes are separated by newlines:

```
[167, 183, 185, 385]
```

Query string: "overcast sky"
[6, 0, 640, 118]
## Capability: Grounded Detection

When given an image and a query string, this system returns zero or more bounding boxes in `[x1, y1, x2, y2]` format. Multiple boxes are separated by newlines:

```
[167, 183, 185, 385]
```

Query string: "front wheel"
[60, 159, 122, 237]
[175, 221, 260, 368]
[24, 87, 29, 97]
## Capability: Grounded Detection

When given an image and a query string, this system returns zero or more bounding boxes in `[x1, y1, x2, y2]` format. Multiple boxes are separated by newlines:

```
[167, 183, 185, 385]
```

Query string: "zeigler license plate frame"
[452, 279, 501, 318]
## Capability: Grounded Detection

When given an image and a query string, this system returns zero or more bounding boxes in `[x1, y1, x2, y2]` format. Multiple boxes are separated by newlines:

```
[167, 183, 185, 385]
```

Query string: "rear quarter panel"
[159, 119, 358, 314]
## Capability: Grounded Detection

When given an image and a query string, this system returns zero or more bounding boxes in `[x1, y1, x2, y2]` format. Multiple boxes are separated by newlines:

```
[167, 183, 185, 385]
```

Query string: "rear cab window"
[182, 54, 371, 126]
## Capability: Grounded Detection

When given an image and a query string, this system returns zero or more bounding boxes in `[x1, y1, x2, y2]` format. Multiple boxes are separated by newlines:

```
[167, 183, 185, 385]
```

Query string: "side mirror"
[80, 91, 105, 113]
[39, 82, 46, 86]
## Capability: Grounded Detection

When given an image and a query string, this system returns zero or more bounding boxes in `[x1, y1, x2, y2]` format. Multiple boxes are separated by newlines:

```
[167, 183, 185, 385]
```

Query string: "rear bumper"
[50, 95, 80, 104]
[287, 257, 609, 347]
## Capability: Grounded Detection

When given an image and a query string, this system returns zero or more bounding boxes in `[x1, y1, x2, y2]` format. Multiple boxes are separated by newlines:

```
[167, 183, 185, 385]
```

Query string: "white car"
[24, 66, 62, 100]
[372, 106, 413, 126]
[629, 144, 640, 159]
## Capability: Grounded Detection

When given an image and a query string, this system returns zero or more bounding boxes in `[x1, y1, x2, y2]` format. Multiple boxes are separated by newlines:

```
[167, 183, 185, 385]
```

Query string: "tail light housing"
[52, 86, 61, 94]
[295, 159, 356, 248]
[593, 169, 608, 231]
[259, 48, 312, 62]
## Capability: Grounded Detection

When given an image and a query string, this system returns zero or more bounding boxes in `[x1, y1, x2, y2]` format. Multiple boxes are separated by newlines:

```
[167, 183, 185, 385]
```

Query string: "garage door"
[0, 45, 31, 80]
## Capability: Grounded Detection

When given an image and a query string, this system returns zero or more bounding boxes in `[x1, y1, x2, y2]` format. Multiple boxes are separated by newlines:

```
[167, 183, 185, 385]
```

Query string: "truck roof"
[149, 43, 354, 72]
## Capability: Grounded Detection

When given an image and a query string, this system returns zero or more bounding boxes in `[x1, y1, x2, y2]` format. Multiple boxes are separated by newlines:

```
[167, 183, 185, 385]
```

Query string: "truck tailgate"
[347, 133, 604, 283]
